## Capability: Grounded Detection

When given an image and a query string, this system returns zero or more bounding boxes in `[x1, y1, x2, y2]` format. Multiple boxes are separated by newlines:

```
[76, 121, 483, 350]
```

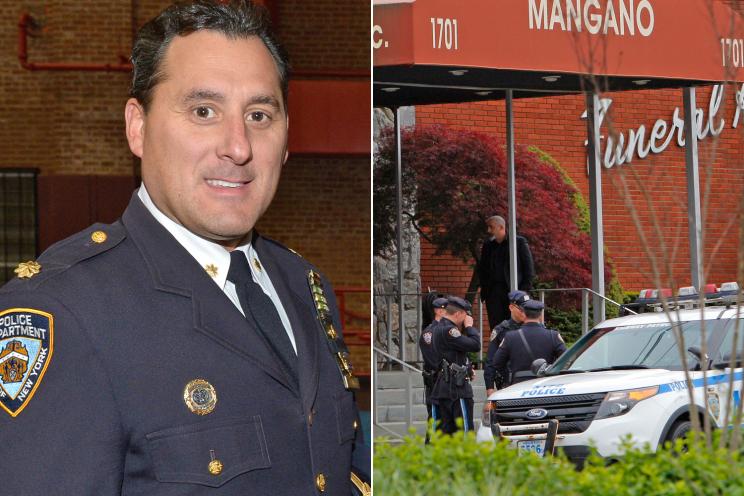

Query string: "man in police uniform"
[419, 297, 447, 419]
[0, 2, 369, 494]
[418, 297, 447, 432]
[491, 300, 567, 388]
[429, 296, 481, 434]
[484, 290, 529, 396]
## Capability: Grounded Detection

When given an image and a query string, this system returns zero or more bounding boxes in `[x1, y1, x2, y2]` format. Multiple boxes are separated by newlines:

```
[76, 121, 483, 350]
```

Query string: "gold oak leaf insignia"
[14, 261, 41, 279]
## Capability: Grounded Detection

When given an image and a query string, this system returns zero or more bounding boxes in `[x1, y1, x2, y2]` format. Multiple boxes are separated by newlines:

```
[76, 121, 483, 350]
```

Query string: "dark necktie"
[227, 250, 298, 382]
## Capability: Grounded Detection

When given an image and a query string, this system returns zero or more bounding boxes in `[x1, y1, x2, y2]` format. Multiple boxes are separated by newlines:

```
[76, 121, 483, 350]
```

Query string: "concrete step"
[376, 369, 486, 389]
[376, 402, 487, 423]
[374, 419, 484, 438]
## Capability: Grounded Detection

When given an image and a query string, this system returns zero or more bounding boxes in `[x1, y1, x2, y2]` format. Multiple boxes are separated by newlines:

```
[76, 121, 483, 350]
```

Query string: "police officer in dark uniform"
[419, 297, 448, 422]
[0, 2, 369, 494]
[484, 290, 530, 396]
[429, 296, 481, 434]
[491, 300, 567, 388]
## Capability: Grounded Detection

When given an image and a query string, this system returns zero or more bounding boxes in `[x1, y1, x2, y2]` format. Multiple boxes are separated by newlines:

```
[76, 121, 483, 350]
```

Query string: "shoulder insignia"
[448, 327, 461, 338]
[0, 308, 54, 417]
[14, 261, 41, 279]
[423, 331, 432, 344]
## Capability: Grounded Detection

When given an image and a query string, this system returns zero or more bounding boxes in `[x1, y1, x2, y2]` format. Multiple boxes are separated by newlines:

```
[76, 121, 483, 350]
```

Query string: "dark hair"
[130, 0, 290, 111]
[524, 308, 542, 319]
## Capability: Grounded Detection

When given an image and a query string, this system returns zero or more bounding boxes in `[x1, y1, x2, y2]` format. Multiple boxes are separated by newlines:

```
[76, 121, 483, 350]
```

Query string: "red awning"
[374, 0, 744, 106]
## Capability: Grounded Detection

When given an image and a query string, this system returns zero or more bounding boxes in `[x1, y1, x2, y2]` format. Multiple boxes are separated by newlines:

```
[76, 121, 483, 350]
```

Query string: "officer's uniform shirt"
[429, 317, 481, 400]
[484, 318, 522, 390]
[492, 322, 567, 387]
[138, 186, 297, 353]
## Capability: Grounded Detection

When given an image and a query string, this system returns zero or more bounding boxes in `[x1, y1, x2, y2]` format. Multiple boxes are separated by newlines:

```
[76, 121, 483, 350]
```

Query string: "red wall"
[416, 85, 744, 294]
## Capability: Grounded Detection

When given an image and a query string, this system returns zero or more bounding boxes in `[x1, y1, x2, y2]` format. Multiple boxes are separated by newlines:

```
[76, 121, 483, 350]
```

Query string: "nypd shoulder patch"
[0, 308, 54, 417]
[448, 328, 461, 338]
[423, 332, 432, 345]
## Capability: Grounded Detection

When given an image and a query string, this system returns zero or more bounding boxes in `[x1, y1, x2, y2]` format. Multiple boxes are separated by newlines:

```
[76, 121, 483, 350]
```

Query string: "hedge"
[374, 431, 744, 495]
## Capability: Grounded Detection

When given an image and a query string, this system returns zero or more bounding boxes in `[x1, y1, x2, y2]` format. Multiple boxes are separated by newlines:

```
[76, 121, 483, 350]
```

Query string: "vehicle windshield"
[547, 321, 706, 374]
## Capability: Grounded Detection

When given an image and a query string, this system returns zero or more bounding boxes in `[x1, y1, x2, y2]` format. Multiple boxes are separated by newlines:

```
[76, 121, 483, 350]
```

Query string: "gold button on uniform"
[315, 473, 326, 492]
[208, 459, 223, 475]
[91, 230, 107, 243]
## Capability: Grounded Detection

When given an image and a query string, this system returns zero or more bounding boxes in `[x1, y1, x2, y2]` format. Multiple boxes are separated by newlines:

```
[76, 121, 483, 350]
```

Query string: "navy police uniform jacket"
[429, 317, 480, 401]
[0, 194, 369, 495]
[418, 320, 441, 405]
[491, 322, 567, 387]
[483, 318, 522, 390]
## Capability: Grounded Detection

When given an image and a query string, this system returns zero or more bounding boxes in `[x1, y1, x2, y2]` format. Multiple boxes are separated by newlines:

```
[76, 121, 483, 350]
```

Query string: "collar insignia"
[204, 264, 219, 278]
[0, 309, 54, 417]
[252, 258, 262, 272]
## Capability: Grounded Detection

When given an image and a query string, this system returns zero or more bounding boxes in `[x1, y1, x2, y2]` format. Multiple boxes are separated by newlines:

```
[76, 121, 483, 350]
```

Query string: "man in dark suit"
[0, 2, 369, 494]
[478, 215, 535, 329]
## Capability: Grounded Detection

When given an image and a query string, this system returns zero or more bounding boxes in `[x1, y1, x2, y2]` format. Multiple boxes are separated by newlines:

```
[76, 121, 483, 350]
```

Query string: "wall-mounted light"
[475, 91, 492, 96]
[633, 79, 651, 86]
[542, 75, 561, 83]
[381, 87, 400, 92]
[449, 69, 468, 76]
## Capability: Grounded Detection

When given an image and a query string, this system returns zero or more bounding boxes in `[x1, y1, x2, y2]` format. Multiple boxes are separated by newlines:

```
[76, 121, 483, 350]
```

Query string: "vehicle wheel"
[665, 420, 692, 448]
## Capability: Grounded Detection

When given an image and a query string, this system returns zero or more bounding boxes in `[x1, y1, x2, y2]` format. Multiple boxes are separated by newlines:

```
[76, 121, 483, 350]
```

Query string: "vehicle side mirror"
[531, 358, 549, 376]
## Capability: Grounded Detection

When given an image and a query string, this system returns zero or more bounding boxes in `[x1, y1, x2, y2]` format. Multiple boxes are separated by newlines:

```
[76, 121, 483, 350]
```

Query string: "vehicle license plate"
[517, 440, 545, 455]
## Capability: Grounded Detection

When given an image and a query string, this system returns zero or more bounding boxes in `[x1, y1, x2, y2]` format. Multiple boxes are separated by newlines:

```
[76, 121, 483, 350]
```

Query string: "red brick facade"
[0, 1, 370, 369]
[416, 85, 744, 296]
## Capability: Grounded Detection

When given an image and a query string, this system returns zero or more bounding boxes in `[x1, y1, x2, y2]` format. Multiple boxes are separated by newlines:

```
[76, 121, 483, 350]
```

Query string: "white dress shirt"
[137, 185, 297, 353]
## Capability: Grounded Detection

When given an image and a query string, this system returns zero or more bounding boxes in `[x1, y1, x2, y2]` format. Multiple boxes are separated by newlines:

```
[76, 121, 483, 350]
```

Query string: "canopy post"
[585, 92, 605, 324]
[506, 89, 518, 292]
[394, 106, 406, 363]
[683, 87, 703, 290]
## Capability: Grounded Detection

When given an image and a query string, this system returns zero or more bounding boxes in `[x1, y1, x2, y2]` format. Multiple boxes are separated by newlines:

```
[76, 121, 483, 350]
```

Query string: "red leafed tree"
[374, 125, 608, 306]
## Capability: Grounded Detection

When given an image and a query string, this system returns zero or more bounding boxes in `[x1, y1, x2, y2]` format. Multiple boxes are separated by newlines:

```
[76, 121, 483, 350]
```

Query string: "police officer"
[419, 297, 448, 422]
[491, 300, 567, 388]
[484, 290, 530, 396]
[0, 2, 369, 494]
[429, 296, 481, 434]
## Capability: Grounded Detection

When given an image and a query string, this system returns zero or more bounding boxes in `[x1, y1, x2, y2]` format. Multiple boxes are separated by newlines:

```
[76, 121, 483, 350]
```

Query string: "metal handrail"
[373, 347, 424, 440]
[374, 287, 634, 368]
[536, 287, 636, 314]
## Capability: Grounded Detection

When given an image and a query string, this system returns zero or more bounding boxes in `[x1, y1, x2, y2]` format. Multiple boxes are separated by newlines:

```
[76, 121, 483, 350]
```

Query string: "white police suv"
[477, 299, 744, 465]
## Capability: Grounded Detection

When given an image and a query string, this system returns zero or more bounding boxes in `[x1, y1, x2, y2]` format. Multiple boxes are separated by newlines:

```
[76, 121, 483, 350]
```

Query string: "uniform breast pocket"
[334, 391, 358, 444]
[146, 416, 271, 487]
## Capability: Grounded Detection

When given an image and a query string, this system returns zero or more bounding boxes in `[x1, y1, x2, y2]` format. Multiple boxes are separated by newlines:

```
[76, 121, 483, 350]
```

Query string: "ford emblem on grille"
[525, 408, 548, 420]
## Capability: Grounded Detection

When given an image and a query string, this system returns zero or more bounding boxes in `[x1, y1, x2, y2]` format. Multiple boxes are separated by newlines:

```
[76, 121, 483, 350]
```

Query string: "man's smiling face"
[126, 30, 289, 247]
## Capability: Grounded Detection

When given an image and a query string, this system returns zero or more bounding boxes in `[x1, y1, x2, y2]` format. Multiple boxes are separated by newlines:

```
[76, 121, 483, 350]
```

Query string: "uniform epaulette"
[4, 222, 126, 290]
[261, 236, 303, 259]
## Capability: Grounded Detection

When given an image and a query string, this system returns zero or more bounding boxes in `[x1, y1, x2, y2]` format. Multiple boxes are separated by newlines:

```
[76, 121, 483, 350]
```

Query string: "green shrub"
[374, 430, 744, 495]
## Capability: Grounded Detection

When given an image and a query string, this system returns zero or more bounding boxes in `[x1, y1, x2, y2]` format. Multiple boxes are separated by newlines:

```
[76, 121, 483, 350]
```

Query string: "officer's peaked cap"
[447, 296, 472, 313]
[508, 290, 530, 307]
[522, 299, 545, 311]
[432, 297, 449, 309]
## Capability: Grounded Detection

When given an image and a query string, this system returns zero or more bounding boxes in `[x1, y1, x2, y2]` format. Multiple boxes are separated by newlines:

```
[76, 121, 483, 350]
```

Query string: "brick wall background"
[415, 84, 744, 297]
[0, 0, 371, 371]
